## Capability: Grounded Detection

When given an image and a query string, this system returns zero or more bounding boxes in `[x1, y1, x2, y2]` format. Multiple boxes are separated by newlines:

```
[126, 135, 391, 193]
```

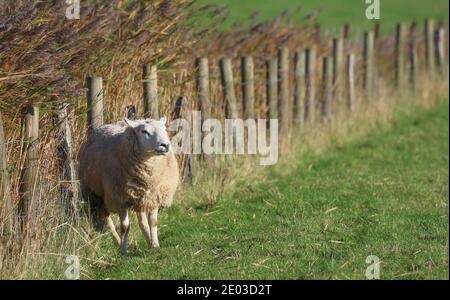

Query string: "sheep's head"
[124, 117, 171, 156]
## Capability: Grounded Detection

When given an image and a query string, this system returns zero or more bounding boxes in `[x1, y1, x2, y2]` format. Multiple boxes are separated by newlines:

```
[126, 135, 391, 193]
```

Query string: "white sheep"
[78, 117, 179, 254]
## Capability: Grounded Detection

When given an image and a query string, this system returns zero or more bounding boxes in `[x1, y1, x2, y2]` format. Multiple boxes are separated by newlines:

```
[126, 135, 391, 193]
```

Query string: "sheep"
[78, 117, 179, 254]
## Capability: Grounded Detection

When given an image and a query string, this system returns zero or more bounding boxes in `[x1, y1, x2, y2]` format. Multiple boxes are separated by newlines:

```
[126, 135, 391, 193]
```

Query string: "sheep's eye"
[141, 130, 150, 136]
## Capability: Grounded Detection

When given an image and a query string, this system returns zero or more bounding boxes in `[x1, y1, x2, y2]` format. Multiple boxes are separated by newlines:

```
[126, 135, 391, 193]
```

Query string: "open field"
[88, 99, 449, 280]
[195, 0, 449, 34]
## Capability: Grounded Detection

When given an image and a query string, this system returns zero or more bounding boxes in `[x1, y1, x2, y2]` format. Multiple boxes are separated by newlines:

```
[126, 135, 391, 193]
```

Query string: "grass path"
[91, 100, 449, 280]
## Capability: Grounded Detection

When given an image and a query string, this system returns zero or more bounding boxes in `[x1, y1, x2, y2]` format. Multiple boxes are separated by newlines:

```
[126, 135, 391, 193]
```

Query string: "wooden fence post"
[305, 47, 316, 123]
[435, 27, 446, 77]
[55, 104, 78, 214]
[363, 31, 374, 98]
[425, 19, 435, 75]
[266, 58, 278, 120]
[143, 64, 159, 118]
[347, 53, 356, 112]
[173, 96, 194, 186]
[19, 105, 39, 230]
[343, 23, 351, 40]
[0, 111, 13, 234]
[395, 23, 406, 88]
[196, 58, 211, 120]
[332, 36, 344, 102]
[314, 24, 321, 45]
[278, 47, 290, 133]
[409, 22, 419, 94]
[374, 21, 381, 76]
[196, 58, 211, 161]
[220, 58, 238, 119]
[241, 56, 255, 119]
[322, 56, 333, 121]
[86, 76, 104, 131]
[294, 51, 306, 128]
[342, 23, 351, 58]
[374, 21, 381, 41]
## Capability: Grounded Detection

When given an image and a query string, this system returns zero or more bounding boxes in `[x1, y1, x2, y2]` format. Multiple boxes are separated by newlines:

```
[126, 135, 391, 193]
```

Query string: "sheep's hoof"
[151, 244, 160, 249]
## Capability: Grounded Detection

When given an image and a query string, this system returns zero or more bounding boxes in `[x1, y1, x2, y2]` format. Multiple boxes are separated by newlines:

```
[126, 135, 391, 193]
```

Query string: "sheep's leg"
[119, 209, 130, 255]
[136, 211, 152, 248]
[149, 208, 160, 248]
[106, 216, 121, 246]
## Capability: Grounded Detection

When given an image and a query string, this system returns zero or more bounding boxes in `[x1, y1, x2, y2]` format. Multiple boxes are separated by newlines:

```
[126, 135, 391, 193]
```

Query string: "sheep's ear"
[124, 118, 135, 127]
[159, 116, 167, 125]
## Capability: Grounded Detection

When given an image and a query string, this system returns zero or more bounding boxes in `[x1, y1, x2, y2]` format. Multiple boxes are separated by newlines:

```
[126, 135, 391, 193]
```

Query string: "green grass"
[88, 99, 449, 280]
[194, 0, 449, 34]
